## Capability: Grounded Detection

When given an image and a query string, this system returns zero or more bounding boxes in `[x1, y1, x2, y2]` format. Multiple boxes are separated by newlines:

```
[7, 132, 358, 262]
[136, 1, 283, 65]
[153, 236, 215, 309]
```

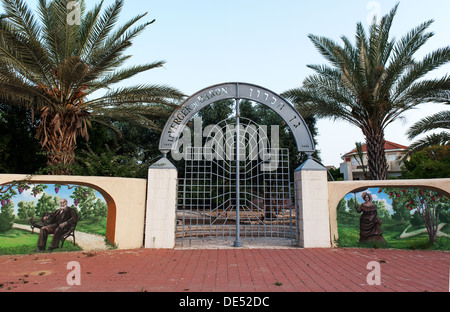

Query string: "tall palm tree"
[283, 4, 450, 180]
[0, 0, 184, 174]
[405, 110, 450, 156]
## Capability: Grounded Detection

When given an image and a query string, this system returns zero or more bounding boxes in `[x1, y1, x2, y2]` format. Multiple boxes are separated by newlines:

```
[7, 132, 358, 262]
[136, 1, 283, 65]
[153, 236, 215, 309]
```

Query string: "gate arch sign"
[159, 82, 315, 154]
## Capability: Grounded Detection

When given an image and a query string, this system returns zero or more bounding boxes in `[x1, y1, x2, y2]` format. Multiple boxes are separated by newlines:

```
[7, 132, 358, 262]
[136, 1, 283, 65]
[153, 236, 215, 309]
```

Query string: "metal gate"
[176, 117, 297, 247]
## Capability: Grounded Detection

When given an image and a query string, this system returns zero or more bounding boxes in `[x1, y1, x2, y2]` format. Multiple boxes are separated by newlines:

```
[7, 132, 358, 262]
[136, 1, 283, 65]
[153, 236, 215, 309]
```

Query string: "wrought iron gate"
[176, 117, 297, 247]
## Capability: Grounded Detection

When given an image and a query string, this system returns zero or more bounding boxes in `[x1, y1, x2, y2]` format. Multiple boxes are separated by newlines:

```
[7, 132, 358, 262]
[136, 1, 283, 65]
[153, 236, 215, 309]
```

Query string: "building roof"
[342, 141, 409, 158]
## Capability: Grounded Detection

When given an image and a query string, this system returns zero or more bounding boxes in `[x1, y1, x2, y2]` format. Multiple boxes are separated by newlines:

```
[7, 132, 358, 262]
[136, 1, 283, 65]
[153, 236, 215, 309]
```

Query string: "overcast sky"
[26, 0, 450, 167]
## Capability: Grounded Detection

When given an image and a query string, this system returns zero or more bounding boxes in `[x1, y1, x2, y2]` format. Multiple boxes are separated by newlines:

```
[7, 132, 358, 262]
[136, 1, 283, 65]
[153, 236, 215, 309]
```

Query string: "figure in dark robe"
[355, 192, 385, 243]
[34, 199, 78, 251]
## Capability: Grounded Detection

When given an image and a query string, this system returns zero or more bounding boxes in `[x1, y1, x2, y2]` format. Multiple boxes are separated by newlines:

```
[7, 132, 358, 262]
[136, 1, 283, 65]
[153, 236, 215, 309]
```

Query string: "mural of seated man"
[355, 192, 385, 244]
[33, 199, 78, 251]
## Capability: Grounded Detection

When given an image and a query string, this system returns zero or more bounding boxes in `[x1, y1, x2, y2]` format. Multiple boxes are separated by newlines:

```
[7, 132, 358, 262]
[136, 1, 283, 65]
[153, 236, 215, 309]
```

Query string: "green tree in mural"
[385, 188, 449, 244]
[92, 199, 107, 219]
[346, 196, 360, 217]
[17, 200, 36, 220]
[0, 200, 14, 232]
[372, 199, 390, 219]
[381, 188, 412, 224]
[337, 198, 347, 215]
[35, 193, 60, 217]
[70, 186, 99, 218]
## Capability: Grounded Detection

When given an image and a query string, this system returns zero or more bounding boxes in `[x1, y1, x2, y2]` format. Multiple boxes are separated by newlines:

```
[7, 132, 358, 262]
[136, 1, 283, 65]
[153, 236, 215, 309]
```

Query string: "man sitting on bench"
[34, 199, 78, 252]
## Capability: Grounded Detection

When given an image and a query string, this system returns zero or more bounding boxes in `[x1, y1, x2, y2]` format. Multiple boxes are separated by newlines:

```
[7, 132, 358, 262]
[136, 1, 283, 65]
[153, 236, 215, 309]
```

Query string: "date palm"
[0, 0, 184, 174]
[283, 4, 450, 180]
[405, 110, 450, 156]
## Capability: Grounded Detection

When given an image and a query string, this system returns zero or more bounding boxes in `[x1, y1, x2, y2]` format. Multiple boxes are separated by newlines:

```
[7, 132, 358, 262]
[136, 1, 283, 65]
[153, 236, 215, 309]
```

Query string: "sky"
[344, 188, 393, 214]
[26, 0, 450, 167]
[7, 184, 106, 214]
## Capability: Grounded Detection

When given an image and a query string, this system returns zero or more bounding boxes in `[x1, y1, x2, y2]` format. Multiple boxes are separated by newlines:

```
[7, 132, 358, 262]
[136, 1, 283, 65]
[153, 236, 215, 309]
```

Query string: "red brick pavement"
[0, 248, 448, 293]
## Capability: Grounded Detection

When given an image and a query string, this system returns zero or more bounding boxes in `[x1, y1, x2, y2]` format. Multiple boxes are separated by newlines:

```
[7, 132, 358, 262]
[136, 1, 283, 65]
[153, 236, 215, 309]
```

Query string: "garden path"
[399, 223, 450, 239]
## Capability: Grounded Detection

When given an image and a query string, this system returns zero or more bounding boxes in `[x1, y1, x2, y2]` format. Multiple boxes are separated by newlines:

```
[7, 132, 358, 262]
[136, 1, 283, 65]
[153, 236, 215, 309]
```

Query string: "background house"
[339, 141, 409, 180]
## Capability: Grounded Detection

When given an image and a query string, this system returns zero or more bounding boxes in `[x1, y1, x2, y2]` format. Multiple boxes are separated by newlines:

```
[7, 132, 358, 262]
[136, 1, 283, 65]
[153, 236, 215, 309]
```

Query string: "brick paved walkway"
[0, 248, 448, 293]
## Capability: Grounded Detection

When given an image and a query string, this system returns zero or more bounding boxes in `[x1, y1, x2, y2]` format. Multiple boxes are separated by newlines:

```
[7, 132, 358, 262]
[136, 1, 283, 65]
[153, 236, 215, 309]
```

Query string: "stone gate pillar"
[144, 156, 178, 249]
[295, 157, 331, 248]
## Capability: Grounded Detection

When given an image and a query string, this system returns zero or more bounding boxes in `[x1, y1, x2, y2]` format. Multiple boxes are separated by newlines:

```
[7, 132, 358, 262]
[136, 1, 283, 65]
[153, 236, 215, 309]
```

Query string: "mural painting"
[0, 183, 108, 254]
[337, 187, 450, 250]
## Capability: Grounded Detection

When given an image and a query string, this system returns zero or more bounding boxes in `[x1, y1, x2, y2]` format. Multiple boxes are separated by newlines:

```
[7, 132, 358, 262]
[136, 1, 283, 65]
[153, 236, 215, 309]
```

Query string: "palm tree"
[283, 4, 450, 180]
[0, 0, 184, 174]
[405, 110, 450, 156]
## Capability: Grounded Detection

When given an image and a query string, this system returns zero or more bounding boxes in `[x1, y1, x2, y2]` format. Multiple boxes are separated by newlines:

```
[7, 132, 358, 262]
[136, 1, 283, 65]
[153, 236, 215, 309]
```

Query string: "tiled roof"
[343, 141, 409, 157]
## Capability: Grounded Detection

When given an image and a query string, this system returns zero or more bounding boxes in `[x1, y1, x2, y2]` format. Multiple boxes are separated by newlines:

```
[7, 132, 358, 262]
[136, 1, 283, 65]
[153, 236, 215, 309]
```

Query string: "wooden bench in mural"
[30, 214, 81, 247]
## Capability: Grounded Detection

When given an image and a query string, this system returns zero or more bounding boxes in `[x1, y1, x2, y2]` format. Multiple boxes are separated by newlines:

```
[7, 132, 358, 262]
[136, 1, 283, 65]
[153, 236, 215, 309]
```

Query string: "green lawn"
[0, 216, 107, 255]
[337, 215, 450, 251]
[0, 228, 82, 255]
[76, 217, 107, 236]
[0, 217, 107, 255]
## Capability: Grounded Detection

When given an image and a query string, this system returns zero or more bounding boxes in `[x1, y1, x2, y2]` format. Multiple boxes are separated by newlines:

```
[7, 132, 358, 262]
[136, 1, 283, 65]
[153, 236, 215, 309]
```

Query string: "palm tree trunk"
[36, 107, 89, 175]
[44, 133, 77, 175]
[363, 128, 388, 180]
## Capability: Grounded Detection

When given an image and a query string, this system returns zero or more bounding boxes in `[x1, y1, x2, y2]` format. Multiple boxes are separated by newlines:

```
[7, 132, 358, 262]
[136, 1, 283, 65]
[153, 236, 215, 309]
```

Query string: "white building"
[339, 141, 409, 180]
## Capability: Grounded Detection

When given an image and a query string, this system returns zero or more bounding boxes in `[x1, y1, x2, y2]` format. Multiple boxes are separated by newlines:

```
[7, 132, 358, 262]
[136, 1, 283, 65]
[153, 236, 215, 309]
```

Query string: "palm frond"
[93, 61, 165, 88]
[84, 84, 184, 109]
[92, 103, 174, 131]
[80, 0, 123, 62]
[393, 47, 450, 101]
[407, 110, 450, 139]
[404, 131, 450, 157]
[381, 19, 435, 98]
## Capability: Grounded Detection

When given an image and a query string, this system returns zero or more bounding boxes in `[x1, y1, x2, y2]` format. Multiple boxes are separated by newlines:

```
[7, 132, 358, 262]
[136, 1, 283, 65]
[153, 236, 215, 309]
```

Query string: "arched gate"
[159, 83, 315, 247]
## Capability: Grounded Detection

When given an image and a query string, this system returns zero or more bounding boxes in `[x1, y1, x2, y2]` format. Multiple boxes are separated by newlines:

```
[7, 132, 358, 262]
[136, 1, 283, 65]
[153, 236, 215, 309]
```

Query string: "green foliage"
[327, 167, 343, 181]
[402, 145, 450, 179]
[70, 121, 163, 178]
[0, 202, 15, 232]
[0, 103, 47, 174]
[70, 146, 150, 178]
[35, 193, 60, 217]
[410, 210, 423, 227]
[69, 186, 107, 219]
[17, 201, 35, 220]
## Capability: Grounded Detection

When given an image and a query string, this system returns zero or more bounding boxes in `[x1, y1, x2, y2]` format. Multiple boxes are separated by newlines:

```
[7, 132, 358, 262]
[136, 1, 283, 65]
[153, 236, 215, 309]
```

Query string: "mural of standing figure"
[355, 192, 385, 243]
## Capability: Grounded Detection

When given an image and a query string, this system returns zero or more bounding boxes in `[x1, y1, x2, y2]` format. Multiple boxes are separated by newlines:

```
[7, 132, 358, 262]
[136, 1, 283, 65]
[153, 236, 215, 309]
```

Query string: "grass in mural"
[0, 228, 82, 255]
[0, 217, 108, 255]
[77, 217, 107, 236]
[337, 215, 450, 251]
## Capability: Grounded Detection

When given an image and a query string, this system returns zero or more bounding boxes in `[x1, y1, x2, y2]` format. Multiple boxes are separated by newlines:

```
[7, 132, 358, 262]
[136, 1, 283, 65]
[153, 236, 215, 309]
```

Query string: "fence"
[1, 172, 448, 250]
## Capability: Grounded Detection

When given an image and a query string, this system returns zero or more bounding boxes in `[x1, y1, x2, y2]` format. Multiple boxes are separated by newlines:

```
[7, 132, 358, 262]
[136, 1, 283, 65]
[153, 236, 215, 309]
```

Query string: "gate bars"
[176, 135, 297, 247]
